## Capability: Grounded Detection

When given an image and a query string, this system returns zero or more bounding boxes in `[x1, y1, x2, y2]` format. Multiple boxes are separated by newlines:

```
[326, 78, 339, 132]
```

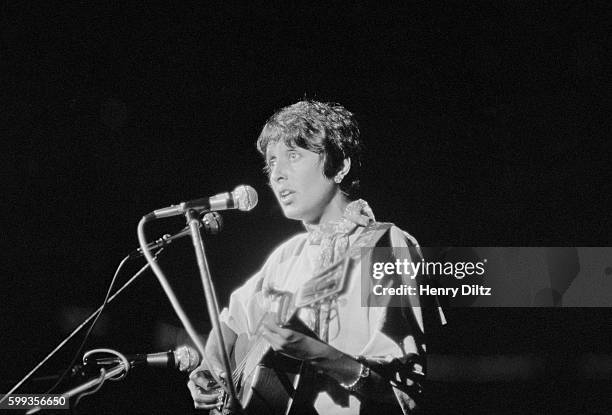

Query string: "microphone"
[87, 345, 200, 372]
[147, 185, 258, 219]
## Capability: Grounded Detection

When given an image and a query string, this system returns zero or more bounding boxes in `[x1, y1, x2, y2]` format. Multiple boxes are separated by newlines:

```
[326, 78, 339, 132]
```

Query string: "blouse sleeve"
[357, 225, 426, 413]
[219, 233, 307, 337]
[219, 258, 269, 337]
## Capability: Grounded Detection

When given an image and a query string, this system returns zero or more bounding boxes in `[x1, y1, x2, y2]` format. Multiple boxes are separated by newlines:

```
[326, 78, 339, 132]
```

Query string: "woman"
[188, 100, 425, 414]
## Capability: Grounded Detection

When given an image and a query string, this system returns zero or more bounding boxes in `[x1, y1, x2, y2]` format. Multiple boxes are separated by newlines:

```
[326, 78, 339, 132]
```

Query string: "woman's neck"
[304, 192, 350, 226]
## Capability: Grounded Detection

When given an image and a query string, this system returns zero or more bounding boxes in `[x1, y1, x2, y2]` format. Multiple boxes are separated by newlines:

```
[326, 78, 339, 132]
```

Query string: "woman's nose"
[270, 158, 288, 182]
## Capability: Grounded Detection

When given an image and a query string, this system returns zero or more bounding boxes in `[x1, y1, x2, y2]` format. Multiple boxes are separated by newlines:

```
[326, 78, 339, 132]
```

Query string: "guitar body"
[212, 316, 320, 415]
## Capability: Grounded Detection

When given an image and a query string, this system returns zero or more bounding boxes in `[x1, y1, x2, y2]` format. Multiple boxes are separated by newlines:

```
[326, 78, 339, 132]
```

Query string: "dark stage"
[2, 2, 610, 414]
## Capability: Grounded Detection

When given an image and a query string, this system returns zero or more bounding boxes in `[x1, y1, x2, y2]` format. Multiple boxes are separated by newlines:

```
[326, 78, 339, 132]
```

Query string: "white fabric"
[217, 222, 423, 414]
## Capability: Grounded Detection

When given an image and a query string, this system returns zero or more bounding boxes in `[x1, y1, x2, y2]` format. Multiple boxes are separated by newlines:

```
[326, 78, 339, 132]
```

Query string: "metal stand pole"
[184, 209, 239, 410]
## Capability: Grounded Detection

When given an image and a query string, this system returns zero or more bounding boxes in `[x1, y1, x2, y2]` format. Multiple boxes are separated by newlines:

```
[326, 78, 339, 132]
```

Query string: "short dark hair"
[256, 100, 362, 199]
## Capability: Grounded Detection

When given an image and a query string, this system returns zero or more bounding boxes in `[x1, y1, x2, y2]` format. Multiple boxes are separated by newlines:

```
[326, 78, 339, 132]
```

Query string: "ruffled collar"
[304, 199, 375, 245]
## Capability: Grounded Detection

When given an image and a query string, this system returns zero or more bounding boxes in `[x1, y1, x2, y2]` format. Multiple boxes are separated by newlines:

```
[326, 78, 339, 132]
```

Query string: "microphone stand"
[3, 215, 224, 407]
[136, 214, 238, 407]
[26, 361, 128, 415]
[2, 219, 207, 405]
[184, 208, 239, 409]
[0, 254, 161, 406]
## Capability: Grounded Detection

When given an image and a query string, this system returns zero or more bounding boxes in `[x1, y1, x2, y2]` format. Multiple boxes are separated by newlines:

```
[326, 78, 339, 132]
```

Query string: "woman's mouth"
[279, 189, 295, 203]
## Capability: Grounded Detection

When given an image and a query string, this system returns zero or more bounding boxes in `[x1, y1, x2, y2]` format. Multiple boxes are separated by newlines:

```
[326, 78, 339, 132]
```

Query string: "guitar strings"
[230, 315, 271, 385]
[233, 337, 270, 385]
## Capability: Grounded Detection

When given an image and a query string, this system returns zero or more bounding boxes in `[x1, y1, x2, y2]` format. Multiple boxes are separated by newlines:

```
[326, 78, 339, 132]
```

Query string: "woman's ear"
[333, 158, 351, 183]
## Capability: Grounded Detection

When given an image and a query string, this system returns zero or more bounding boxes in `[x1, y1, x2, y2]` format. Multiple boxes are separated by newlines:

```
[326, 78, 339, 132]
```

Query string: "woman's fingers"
[190, 369, 214, 389]
[187, 379, 222, 408]
[188, 369, 227, 409]
[261, 321, 336, 361]
[260, 325, 287, 351]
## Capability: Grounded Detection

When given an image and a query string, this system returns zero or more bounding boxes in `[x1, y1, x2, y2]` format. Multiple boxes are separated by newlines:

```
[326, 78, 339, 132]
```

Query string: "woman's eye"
[264, 160, 275, 174]
[288, 152, 299, 161]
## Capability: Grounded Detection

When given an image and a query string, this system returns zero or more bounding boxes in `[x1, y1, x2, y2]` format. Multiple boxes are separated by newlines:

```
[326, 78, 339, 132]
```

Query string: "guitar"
[202, 255, 352, 415]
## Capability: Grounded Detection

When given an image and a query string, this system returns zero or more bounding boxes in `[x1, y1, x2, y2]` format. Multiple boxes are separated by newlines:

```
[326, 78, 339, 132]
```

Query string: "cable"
[1, 248, 165, 406]
[47, 248, 164, 393]
[81, 349, 130, 381]
[45, 254, 131, 393]
[73, 368, 106, 409]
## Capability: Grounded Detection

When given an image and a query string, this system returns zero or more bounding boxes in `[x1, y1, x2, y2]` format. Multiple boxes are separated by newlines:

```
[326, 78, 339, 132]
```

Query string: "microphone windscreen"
[174, 345, 201, 372]
[233, 185, 258, 211]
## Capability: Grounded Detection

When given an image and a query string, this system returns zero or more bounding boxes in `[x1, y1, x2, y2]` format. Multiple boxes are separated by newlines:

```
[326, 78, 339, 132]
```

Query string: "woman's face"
[266, 141, 339, 224]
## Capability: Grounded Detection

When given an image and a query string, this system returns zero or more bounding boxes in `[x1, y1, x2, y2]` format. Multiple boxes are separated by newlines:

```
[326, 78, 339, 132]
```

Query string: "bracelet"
[340, 359, 370, 392]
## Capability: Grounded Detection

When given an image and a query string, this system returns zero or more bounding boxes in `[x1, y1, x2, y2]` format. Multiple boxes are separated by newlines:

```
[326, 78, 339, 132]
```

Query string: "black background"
[2, 2, 611, 414]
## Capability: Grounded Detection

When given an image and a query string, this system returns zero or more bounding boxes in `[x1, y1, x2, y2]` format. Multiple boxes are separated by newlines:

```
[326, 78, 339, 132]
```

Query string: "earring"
[334, 175, 343, 183]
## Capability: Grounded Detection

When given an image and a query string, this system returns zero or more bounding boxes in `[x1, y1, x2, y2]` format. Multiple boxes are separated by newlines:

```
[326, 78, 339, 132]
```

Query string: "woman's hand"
[260, 316, 365, 386]
[187, 366, 224, 410]
[259, 318, 340, 362]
